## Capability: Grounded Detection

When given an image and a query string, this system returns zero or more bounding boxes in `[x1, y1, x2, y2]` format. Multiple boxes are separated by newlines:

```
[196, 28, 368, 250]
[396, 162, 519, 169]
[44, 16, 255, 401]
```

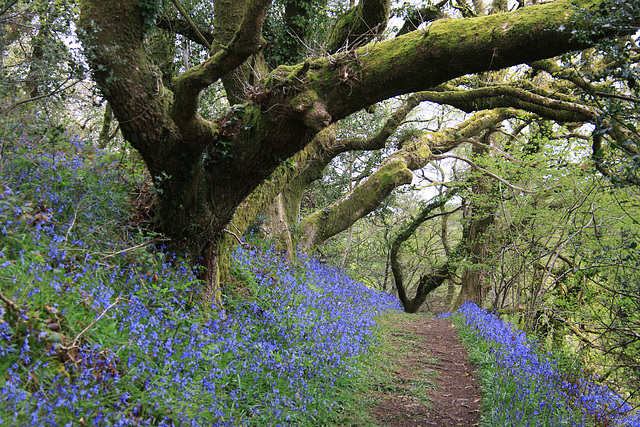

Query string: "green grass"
[329, 311, 439, 426]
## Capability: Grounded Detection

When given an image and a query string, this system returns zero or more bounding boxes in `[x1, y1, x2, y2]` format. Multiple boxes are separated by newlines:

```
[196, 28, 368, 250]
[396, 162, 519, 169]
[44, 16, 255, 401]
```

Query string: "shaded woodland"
[2, 0, 640, 411]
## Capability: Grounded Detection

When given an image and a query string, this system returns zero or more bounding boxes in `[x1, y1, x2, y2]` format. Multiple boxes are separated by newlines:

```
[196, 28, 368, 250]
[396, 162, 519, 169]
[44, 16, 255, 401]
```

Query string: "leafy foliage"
[136, 0, 160, 32]
[262, 0, 332, 67]
[564, 0, 640, 185]
[0, 0, 84, 105]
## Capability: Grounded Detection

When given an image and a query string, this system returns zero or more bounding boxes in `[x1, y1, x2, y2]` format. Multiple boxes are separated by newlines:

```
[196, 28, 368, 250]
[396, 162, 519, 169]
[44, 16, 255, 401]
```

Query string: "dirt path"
[367, 314, 482, 426]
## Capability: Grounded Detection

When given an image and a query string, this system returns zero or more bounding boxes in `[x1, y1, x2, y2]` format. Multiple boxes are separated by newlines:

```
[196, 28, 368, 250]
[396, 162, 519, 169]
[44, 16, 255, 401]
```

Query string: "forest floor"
[362, 313, 482, 426]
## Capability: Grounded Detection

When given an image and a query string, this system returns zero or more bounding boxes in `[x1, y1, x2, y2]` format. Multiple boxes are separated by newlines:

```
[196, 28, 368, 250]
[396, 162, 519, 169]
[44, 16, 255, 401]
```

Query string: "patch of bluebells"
[0, 140, 401, 425]
[454, 302, 640, 427]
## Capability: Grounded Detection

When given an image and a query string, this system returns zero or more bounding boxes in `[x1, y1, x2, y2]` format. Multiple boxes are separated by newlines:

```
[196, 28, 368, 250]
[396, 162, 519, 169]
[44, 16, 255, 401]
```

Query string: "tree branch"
[298, 108, 519, 249]
[230, 91, 436, 241]
[396, 0, 448, 36]
[326, 0, 391, 53]
[310, 0, 612, 123]
[594, 90, 640, 103]
[431, 153, 536, 193]
[171, 0, 271, 125]
[156, 16, 214, 48]
[170, 0, 212, 50]
[418, 84, 598, 123]
[4, 78, 78, 110]
[391, 190, 458, 312]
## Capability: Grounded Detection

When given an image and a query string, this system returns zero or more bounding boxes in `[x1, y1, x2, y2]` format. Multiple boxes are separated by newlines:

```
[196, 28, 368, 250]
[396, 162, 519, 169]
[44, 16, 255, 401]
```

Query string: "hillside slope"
[0, 140, 399, 426]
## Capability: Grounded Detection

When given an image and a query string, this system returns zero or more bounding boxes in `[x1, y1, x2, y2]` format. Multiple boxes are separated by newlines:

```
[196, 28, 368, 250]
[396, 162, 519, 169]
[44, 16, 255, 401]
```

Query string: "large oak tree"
[77, 0, 630, 302]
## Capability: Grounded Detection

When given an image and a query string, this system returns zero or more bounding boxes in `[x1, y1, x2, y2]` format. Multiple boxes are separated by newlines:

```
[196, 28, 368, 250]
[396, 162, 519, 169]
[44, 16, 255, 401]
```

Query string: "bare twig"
[0, 289, 18, 311]
[224, 228, 249, 247]
[4, 78, 79, 110]
[67, 297, 128, 349]
[451, 137, 534, 164]
[88, 240, 166, 259]
[595, 90, 640, 104]
[63, 202, 99, 245]
[64, 211, 78, 245]
[431, 153, 537, 194]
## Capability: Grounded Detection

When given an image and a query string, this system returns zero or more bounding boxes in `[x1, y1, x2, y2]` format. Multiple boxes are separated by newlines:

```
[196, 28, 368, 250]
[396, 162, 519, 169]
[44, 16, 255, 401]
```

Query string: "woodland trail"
[365, 314, 482, 426]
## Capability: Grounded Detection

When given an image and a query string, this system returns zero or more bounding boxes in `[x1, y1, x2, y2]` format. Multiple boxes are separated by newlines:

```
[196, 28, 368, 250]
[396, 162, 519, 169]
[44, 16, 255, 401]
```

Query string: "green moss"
[350, 0, 600, 96]
[241, 105, 263, 136]
[299, 158, 414, 249]
[162, 88, 175, 112]
[264, 63, 305, 88]
[327, 8, 360, 51]
[377, 159, 413, 188]
[289, 90, 320, 110]
[278, 64, 299, 77]
[413, 139, 432, 161]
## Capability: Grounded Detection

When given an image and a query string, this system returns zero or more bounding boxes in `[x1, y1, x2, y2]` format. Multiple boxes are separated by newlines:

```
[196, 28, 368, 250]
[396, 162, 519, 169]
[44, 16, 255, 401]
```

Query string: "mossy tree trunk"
[25, 17, 49, 99]
[264, 193, 296, 257]
[78, 0, 616, 300]
[97, 102, 116, 149]
[213, 0, 268, 105]
[439, 196, 457, 307]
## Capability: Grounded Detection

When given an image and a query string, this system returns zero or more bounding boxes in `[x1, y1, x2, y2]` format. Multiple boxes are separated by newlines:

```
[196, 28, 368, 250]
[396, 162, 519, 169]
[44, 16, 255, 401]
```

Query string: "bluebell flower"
[456, 302, 639, 426]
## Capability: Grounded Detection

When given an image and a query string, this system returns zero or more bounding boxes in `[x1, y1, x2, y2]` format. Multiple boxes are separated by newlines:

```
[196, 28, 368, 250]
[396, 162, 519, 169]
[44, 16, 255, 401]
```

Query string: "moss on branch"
[326, 0, 391, 53]
[299, 158, 413, 249]
[313, 0, 604, 121]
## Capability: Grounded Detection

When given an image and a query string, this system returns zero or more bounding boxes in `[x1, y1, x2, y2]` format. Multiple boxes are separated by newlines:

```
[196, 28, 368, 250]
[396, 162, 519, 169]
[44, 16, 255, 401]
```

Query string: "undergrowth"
[0, 137, 401, 426]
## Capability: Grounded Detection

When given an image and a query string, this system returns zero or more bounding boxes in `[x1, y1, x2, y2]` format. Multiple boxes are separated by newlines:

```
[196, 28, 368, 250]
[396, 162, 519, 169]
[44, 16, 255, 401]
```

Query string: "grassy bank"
[0, 139, 400, 426]
[452, 303, 640, 427]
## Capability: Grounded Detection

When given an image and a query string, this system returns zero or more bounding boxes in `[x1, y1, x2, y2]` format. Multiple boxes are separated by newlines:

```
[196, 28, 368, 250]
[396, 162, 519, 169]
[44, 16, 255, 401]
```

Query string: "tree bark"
[213, 0, 259, 104]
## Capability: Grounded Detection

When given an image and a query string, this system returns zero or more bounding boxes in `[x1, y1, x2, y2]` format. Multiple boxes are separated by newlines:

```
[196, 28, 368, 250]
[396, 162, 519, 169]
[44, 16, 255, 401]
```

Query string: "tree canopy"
[74, 0, 640, 303]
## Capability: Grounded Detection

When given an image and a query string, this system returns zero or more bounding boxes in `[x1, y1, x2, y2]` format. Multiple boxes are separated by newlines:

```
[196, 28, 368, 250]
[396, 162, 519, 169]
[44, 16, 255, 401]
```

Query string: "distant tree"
[0, 1, 81, 104]
[0, 0, 84, 174]
[390, 189, 459, 313]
